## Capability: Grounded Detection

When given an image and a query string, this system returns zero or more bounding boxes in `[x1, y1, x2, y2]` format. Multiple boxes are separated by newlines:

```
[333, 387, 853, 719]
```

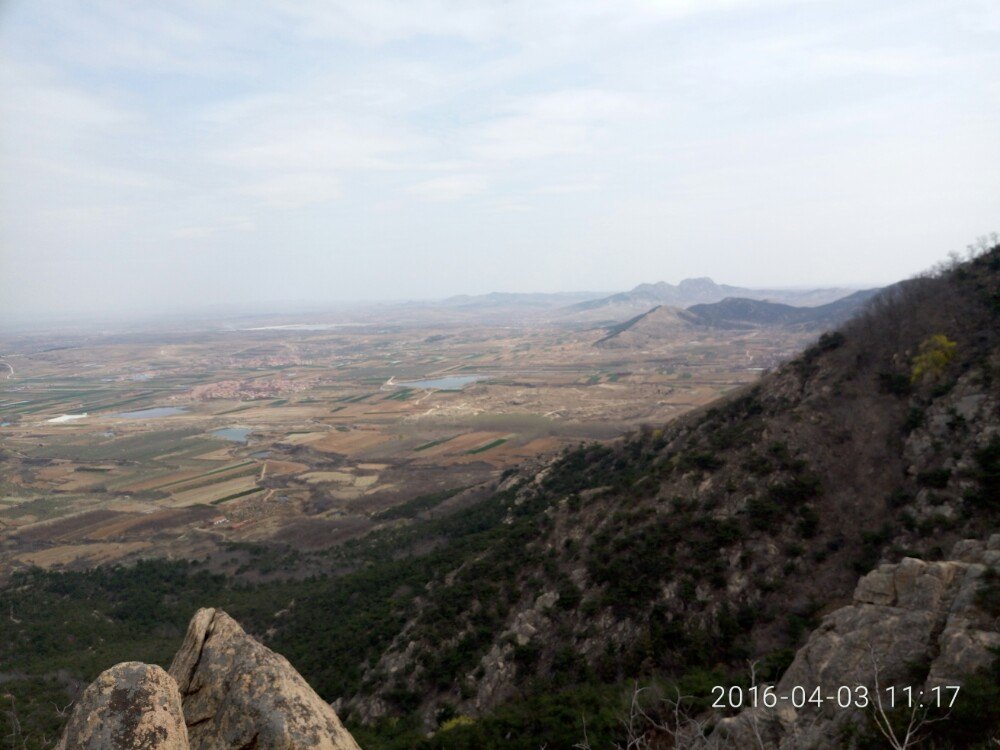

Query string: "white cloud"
[20, 1, 268, 76]
[472, 89, 659, 161]
[237, 172, 341, 208]
[214, 119, 413, 173]
[277, 0, 509, 44]
[171, 217, 256, 239]
[535, 179, 603, 194]
[405, 173, 487, 202]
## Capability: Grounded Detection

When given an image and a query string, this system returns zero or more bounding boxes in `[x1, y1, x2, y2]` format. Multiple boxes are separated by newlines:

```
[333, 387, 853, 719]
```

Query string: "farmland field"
[0, 313, 816, 574]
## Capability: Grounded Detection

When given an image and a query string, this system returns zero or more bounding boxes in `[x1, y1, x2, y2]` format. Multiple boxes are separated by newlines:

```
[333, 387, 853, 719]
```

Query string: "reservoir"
[212, 426, 251, 442]
[398, 374, 485, 390]
[115, 406, 188, 419]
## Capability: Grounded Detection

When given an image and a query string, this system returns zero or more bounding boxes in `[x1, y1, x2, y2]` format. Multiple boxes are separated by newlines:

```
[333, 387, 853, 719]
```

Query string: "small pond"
[212, 426, 251, 442]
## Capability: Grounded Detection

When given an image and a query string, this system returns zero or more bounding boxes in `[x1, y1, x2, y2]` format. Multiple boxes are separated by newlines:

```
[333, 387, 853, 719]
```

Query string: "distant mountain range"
[597, 287, 884, 348]
[561, 277, 862, 323]
[293, 279, 874, 328]
[686, 287, 884, 328]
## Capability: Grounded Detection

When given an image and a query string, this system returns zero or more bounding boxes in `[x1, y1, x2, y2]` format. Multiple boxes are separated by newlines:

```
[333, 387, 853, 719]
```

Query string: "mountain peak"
[676, 276, 718, 291]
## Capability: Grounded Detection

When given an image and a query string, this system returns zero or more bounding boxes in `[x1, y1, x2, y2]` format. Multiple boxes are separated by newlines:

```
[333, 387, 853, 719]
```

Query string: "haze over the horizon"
[1, 0, 998, 318]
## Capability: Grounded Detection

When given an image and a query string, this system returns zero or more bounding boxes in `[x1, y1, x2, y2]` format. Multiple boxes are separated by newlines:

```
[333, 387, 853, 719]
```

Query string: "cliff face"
[57, 609, 360, 750]
[713, 535, 1000, 748]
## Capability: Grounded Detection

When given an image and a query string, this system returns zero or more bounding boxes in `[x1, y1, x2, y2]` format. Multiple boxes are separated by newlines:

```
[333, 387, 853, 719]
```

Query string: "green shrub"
[853, 524, 892, 573]
[769, 475, 821, 506]
[964, 436, 1000, 510]
[796, 506, 820, 537]
[902, 406, 925, 432]
[747, 496, 782, 530]
[886, 489, 914, 509]
[816, 331, 846, 352]
[877, 371, 911, 396]
[680, 451, 724, 472]
[917, 468, 951, 488]
[910, 334, 958, 383]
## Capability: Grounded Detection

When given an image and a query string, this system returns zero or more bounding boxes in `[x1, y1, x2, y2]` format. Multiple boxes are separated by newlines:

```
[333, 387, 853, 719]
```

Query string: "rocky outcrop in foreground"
[711, 535, 1000, 749]
[57, 608, 361, 750]
[170, 608, 361, 750]
[55, 662, 188, 750]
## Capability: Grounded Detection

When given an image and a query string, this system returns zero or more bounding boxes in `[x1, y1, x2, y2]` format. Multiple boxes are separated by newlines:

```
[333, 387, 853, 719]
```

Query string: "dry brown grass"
[15, 541, 152, 568]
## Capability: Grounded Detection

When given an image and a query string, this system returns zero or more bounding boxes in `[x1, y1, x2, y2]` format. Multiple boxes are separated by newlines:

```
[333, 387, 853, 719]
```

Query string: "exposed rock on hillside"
[169, 607, 361, 750]
[57, 610, 361, 750]
[55, 662, 188, 750]
[712, 535, 1000, 748]
[341, 245, 1000, 726]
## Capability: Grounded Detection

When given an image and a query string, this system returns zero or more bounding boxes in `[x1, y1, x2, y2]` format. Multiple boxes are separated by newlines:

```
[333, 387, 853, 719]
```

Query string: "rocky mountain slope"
[335, 245, 999, 740]
[56, 608, 361, 750]
[714, 535, 1000, 749]
[3, 244, 998, 750]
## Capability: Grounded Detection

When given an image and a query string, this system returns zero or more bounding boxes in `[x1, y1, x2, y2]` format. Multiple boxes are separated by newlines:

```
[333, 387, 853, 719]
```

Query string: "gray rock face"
[169, 607, 361, 750]
[711, 536, 1000, 749]
[56, 610, 361, 750]
[56, 662, 188, 750]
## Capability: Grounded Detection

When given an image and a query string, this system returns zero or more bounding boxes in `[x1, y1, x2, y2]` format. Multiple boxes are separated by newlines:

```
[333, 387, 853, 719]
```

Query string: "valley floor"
[0, 318, 813, 575]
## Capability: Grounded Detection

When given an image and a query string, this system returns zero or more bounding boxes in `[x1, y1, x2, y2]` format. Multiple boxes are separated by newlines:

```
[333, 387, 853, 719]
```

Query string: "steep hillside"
[338, 244, 999, 736]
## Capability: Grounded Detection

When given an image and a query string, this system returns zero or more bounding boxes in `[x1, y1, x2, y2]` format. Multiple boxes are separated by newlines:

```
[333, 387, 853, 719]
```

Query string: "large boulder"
[56, 662, 188, 750]
[711, 535, 1000, 749]
[168, 607, 361, 750]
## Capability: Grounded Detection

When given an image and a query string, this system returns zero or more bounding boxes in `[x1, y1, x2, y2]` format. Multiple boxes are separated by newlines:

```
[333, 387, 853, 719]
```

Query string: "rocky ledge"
[712, 535, 1000, 749]
[57, 608, 361, 750]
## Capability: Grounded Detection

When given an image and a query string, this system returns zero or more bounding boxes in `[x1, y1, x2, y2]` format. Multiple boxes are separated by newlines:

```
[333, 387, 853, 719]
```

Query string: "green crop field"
[385, 388, 414, 401]
[210, 487, 263, 505]
[466, 438, 507, 454]
[414, 436, 455, 451]
[24, 428, 202, 462]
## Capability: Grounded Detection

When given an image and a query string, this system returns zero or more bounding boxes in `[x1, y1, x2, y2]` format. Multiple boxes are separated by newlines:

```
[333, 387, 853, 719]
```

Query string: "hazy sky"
[1, 1, 998, 317]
